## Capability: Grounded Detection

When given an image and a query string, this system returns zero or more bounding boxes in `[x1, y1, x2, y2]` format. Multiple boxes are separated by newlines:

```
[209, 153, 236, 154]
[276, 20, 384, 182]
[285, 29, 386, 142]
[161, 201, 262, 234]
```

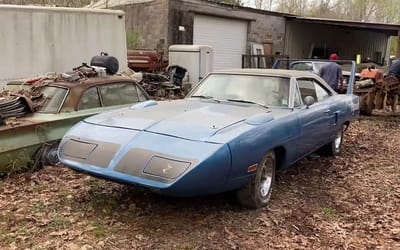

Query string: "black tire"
[29, 142, 61, 169]
[236, 151, 276, 209]
[317, 124, 344, 157]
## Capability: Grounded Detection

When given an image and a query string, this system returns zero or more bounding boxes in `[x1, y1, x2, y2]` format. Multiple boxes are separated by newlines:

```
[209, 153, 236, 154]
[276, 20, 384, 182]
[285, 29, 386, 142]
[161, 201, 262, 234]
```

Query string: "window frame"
[187, 72, 293, 108]
[296, 77, 334, 105]
[77, 86, 102, 110]
[98, 82, 144, 107]
[35, 86, 70, 114]
[77, 81, 148, 110]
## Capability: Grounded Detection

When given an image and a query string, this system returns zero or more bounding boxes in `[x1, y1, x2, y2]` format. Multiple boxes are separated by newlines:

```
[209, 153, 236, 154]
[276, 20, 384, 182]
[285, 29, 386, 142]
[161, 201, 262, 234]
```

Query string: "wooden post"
[393, 94, 399, 112]
[397, 30, 400, 58]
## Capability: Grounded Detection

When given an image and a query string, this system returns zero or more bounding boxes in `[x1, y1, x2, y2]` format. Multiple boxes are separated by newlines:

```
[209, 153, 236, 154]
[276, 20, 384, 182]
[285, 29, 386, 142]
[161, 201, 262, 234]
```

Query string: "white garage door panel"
[194, 15, 247, 70]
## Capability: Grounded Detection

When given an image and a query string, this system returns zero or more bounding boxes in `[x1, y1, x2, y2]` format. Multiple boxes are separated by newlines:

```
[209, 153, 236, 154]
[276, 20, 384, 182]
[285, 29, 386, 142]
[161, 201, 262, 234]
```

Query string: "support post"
[397, 30, 400, 58]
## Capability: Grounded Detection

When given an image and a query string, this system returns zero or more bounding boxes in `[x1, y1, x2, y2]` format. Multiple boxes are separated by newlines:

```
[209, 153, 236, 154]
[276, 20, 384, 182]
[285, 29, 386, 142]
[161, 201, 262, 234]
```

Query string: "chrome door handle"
[323, 109, 331, 113]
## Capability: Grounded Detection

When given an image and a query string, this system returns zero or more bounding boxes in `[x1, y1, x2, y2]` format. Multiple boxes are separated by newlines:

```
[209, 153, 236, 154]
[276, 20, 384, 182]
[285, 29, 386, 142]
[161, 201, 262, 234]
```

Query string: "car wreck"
[0, 55, 150, 175]
[59, 68, 359, 208]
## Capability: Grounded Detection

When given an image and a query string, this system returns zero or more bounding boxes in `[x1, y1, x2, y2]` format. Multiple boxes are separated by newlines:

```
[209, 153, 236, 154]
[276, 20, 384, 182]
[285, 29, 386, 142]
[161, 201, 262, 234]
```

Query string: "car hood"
[84, 99, 272, 141]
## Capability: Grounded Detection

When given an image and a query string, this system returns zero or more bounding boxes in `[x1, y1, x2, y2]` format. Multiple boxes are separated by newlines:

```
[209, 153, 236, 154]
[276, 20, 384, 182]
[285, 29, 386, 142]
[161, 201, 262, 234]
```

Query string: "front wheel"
[30, 141, 60, 168]
[317, 124, 344, 157]
[41, 141, 61, 166]
[236, 151, 276, 209]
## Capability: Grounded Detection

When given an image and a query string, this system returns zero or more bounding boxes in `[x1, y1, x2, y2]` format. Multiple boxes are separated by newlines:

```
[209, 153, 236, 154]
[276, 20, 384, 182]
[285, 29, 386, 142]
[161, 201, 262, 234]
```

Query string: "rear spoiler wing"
[272, 59, 356, 95]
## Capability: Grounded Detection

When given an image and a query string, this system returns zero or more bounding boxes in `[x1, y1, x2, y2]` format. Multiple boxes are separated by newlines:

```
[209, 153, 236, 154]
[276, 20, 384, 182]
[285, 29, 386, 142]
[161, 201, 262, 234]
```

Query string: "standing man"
[388, 58, 400, 78]
[319, 53, 343, 92]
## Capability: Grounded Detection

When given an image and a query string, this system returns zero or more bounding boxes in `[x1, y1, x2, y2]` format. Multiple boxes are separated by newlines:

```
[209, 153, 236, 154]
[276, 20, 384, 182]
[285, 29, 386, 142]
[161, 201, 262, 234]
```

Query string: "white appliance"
[168, 45, 213, 87]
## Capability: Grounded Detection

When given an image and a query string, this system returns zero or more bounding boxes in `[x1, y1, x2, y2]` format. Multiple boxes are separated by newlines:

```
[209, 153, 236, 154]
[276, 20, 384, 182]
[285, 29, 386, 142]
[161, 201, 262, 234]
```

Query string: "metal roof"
[86, 0, 153, 9]
[202, 0, 400, 35]
[86, 0, 400, 35]
[285, 16, 400, 36]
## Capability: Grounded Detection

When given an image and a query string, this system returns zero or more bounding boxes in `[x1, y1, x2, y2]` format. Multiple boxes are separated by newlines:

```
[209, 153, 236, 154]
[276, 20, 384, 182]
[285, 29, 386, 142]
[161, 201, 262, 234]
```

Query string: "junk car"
[0, 56, 149, 174]
[59, 68, 359, 208]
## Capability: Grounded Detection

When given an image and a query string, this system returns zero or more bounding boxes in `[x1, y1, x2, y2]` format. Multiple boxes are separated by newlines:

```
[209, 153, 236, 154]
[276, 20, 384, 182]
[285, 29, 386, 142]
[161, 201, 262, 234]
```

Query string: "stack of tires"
[0, 96, 28, 120]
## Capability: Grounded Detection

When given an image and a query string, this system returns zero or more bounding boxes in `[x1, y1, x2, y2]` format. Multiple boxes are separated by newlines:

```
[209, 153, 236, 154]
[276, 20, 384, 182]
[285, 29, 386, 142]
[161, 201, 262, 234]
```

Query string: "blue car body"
[58, 69, 359, 198]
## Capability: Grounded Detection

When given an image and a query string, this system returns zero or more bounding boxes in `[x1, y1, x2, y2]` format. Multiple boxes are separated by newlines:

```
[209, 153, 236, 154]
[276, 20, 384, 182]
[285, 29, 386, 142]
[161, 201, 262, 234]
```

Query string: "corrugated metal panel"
[284, 21, 389, 64]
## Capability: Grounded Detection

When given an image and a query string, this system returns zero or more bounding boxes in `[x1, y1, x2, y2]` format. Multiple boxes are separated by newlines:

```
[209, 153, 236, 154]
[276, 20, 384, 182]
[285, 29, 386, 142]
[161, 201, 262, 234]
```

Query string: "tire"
[317, 124, 344, 157]
[39, 141, 61, 166]
[237, 151, 276, 209]
[29, 141, 61, 169]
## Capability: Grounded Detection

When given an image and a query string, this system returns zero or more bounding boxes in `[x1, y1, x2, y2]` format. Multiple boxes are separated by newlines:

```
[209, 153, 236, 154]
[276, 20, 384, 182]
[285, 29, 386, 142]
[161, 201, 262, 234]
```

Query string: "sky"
[241, 0, 276, 11]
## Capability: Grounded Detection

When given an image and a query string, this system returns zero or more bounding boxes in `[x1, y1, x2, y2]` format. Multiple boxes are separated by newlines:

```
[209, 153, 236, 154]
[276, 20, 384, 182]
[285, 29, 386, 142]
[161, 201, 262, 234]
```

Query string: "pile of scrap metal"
[0, 77, 58, 125]
[355, 67, 400, 115]
[0, 53, 120, 124]
[0, 93, 34, 122]
[124, 65, 189, 100]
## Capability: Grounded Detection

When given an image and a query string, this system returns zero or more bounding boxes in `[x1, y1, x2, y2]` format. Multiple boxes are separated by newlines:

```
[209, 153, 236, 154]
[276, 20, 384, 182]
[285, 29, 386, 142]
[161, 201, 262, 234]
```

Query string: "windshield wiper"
[191, 95, 220, 103]
[225, 99, 269, 109]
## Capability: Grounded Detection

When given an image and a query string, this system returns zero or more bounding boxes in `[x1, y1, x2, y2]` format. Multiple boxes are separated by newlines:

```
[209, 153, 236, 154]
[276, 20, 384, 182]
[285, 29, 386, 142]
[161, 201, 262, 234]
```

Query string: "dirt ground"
[0, 116, 399, 249]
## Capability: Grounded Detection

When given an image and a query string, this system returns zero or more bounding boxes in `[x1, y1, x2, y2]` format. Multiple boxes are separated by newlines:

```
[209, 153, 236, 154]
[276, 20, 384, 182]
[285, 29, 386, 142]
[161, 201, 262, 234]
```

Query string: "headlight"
[143, 156, 191, 179]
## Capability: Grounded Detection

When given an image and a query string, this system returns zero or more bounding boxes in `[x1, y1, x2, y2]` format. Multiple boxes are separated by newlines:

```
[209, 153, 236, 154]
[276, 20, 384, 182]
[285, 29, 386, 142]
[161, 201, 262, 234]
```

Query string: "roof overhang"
[285, 16, 400, 36]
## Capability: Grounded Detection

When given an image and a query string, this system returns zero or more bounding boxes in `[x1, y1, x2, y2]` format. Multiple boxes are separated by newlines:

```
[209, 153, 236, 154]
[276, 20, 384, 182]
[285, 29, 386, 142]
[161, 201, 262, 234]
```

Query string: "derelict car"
[0, 62, 149, 175]
[59, 69, 359, 208]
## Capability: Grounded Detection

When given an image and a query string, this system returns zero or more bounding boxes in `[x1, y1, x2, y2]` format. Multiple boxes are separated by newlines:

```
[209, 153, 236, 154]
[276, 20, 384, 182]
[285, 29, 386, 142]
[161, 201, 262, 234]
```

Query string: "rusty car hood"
[84, 99, 275, 141]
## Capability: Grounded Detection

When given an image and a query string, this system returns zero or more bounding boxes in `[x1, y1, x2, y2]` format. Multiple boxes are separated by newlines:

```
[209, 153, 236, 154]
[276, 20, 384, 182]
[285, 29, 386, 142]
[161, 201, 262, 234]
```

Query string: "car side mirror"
[304, 96, 315, 108]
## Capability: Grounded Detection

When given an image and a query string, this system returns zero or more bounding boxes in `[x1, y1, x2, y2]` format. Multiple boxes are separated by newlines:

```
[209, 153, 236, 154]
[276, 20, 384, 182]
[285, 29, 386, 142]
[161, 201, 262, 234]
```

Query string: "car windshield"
[37, 86, 68, 113]
[189, 74, 290, 107]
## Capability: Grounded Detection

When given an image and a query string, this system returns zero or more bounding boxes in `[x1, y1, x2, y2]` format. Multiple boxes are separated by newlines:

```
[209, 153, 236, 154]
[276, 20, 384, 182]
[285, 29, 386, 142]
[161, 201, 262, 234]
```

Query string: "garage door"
[193, 15, 248, 70]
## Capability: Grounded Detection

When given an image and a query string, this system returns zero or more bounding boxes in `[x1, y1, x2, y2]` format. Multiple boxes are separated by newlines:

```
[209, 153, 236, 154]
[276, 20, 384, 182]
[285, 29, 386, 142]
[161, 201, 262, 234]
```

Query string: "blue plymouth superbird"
[59, 68, 359, 208]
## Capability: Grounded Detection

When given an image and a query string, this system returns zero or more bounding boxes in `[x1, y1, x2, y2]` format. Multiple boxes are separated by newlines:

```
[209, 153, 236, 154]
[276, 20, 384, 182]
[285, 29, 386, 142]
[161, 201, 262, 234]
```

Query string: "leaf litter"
[0, 116, 399, 249]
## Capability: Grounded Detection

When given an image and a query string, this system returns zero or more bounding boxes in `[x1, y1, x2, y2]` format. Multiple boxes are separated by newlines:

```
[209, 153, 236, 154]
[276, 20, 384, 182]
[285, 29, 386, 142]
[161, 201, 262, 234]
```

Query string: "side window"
[314, 81, 330, 101]
[291, 62, 313, 71]
[136, 85, 148, 102]
[293, 85, 302, 107]
[99, 83, 139, 106]
[78, 87, 101, 110]
[297, 79, 317, 102]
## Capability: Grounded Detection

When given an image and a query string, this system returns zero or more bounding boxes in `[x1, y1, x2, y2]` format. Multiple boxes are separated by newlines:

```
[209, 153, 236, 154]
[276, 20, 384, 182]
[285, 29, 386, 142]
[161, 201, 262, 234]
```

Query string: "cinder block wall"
[119, 0, 286, 56]
[117, 0, 169, 53]
[168, 0, 286, 55]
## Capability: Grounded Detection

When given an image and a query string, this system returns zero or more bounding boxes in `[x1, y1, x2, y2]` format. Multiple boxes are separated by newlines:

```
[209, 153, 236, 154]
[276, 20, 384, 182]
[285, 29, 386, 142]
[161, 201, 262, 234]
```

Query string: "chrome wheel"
[237, 151, 276, 208]
[317, 124, 345, 157]
[259, 160, 273, 198]
[334, 128, 343, 151]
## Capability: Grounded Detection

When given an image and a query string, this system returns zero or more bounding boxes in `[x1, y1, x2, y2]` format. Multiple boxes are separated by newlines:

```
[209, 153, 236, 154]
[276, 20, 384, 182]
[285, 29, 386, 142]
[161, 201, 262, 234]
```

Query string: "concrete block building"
[102, 0, 400, 69]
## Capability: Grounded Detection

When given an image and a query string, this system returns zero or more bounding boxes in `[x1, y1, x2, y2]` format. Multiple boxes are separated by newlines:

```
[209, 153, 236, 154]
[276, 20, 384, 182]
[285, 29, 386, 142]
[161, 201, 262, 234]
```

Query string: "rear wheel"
[317, 124, 344, 157]
[237, 151, 276, 209]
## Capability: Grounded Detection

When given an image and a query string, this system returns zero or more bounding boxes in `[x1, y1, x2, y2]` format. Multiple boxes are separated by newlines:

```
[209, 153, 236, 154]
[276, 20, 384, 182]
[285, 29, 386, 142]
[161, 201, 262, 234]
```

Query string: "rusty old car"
[0, 58, 149, 175]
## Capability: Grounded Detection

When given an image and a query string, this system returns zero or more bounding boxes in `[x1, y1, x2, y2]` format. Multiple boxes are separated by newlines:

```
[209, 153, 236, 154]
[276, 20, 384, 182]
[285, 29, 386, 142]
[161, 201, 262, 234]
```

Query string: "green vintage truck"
[0, 65, 149, 175]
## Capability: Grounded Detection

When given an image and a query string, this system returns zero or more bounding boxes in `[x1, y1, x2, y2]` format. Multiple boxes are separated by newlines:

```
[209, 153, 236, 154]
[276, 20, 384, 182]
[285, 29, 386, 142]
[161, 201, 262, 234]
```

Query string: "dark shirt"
[319, 62, 342, 90]
[389, 60, 400, 77]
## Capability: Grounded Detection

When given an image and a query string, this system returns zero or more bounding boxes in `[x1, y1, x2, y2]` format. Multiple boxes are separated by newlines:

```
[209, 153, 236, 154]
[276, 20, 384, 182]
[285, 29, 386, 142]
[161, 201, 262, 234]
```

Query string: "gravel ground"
[0, 116, 399, 249]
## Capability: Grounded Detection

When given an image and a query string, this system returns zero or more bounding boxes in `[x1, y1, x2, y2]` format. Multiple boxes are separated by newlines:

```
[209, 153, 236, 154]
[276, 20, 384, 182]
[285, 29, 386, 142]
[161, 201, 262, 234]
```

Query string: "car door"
[295, 78, 333, 158]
